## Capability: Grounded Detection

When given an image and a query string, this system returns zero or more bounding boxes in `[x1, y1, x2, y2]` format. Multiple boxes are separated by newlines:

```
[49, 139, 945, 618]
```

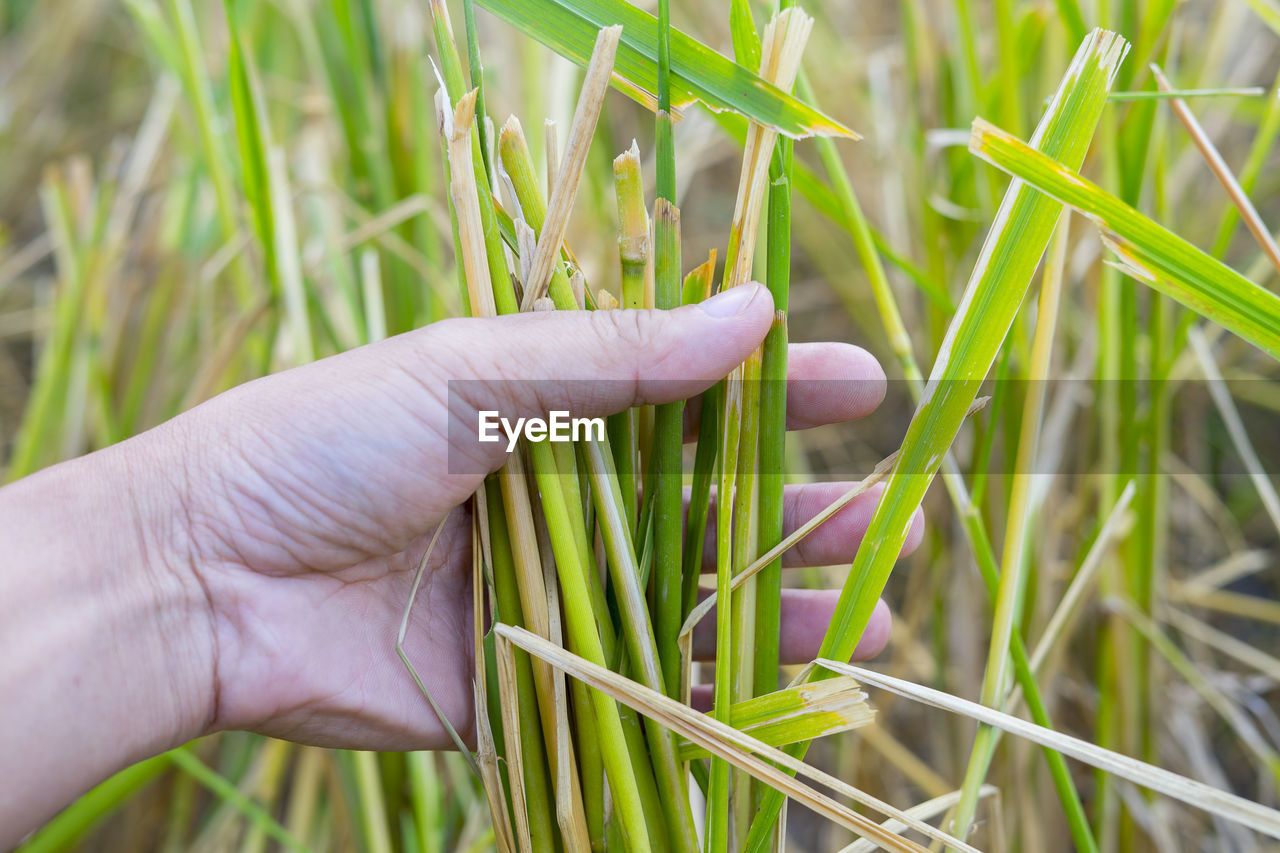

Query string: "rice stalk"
[754, 0, 798, 705]
[1162, 606, 1280, 685]
[786, 74, 1090, 842]
[350, 751, 394, 853]
[1151, 65, 1280, 277]
[678, 677, 875, 761]
[1188, 328, 1280, 537]
[473, 0, 854, 138]
[707, 12, 812, 844]
[520, 25, 620, 309]
[820, 27, 1127, 667]
[164, 749, 308, 853]
[496, 624, 981, 853]
[493, 72, 698, 847]
[1020, 481, 1137, 689]
[1107, 597, 1280, 786]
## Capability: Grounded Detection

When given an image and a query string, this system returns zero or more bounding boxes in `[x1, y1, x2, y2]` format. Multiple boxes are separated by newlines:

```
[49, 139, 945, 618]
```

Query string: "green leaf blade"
[969, 118, 1280, 361]
[818, 28, 1130, 666]
[475, 0, 855, 139]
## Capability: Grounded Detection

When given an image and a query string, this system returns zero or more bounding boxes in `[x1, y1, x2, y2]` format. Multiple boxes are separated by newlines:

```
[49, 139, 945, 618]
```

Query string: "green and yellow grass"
[3, 0, 1280, 850]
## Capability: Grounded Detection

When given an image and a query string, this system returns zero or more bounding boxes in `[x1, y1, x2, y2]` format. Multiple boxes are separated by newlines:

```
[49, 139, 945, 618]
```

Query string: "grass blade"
[820, 660, 1280, 841]
[474, 0, 854, 139]
[818, 28, 1127, 663]
[969, 118, 1280, 360]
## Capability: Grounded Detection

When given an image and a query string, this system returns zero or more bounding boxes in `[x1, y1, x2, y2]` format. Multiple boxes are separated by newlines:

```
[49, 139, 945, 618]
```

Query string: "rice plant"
[5, 0, 1280, 851]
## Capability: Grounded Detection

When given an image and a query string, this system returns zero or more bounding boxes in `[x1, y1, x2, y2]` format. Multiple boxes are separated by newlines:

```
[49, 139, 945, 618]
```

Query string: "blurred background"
[3, 0, 1280, 850]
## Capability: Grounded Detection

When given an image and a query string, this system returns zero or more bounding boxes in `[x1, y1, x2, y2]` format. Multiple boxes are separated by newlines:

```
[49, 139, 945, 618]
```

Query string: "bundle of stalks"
[408, 2, 948, 850]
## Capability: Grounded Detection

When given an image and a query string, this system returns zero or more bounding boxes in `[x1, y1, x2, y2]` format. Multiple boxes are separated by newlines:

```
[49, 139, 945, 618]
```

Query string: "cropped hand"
[0, 283, 920, 843]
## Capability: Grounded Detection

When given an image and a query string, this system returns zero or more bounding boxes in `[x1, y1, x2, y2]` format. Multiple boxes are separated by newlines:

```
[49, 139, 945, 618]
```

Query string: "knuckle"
[592, 306, 656, 353]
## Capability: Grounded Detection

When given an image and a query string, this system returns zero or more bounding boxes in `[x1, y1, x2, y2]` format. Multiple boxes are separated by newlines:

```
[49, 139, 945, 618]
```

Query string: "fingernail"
[699, 283, 763, 318]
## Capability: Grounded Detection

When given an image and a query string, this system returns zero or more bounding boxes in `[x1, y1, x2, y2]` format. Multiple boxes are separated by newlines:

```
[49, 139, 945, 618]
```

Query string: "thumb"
[422, 282, 774, 474]
[167, 282, 772, 568]
[437, 282, 772, 408]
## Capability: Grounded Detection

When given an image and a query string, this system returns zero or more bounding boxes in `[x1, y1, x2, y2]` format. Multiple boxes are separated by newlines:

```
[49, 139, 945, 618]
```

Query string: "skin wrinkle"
[230, 417, 382, 550]
[216, 372, 449, 563]
[209, 407, 410, 569]
[387, 353, 498, 482]
[211, 573, 352, 736]
[110, 429, 222, 739]
[159, 421, 232, 735]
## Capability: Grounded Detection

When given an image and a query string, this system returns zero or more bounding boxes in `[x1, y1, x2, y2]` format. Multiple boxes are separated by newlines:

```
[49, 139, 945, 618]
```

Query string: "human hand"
[136, 282, 920, 752]
[0, 283, 928, 841]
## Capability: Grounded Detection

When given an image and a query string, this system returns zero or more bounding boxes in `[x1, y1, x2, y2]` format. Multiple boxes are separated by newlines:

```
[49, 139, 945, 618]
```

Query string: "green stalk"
[652, 0, 686, 710]
[351, 751, 394, 853]
[428, 0, 517, 316]
[167, 748, 308, 853]
[681, 379, 720, 678]
[239, 742, 291, 850]
[652, 199, 684, 703]
[498, 117, 683, 847]
[614, 143, 649, 312]
[994, 0, 1024, 136]
[166, 0, 254, 305]
[583, 440, 699, 851]
[406, 753, 443, 853]
[570, 675, 606, 849]
[17, 755, 170, 853]
[969, 119, 1280, 359]
[1054, 0, 1089, 45]
[547, 370, 667, 850]
[443, 49, 595, 849]
[610, 143, 648, 533]
[817, 26, 1125, 679]
[484, 483, 558, 851]
[958, 498, 1097, 853]
[709, 375, 743, 851]
[8, 172, 89, 480]
[679, 256, 721, 641]
[754, 145, 793, 703]
[527, 440, 653, 853]
[799, 70, 921, 381]
[680, 677, 873, 761]
[498, 127, 694, 848]
[495, 117, 580, 316]
[461, 0, 489, 174]
[729, 346, 763, 842]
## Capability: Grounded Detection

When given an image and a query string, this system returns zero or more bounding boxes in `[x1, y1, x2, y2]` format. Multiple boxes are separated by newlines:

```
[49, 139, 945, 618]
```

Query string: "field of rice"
[3, 0, 1280, 850]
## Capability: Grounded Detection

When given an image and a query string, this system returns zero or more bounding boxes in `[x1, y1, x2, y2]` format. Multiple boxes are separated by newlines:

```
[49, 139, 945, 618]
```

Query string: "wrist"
[0, 431, 216, 840]
[95, 425, 222, 743]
